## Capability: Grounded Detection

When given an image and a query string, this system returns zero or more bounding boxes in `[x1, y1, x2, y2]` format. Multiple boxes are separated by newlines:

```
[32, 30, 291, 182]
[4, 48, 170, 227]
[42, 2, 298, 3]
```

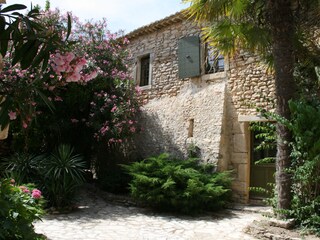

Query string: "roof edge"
[125, 10, 189, 40]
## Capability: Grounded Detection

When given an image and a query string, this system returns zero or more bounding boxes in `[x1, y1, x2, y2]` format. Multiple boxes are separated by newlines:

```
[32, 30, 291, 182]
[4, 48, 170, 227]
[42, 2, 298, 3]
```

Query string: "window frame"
[135, 53, 153, 89]
[203, 43, 225, 75]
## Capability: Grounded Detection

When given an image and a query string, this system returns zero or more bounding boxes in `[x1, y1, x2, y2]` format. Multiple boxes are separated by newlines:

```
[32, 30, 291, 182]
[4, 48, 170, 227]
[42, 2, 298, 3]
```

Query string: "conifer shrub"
[122, 153, 232, 213]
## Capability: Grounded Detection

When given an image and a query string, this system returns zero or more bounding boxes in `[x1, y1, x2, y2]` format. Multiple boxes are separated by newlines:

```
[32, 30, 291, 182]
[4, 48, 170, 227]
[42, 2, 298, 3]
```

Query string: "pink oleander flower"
[22, 121, 28, 129]
[79, 57, 87, 65]
[32, 189, 42, 199]
[83, 70, 98, 82]
[100, 125, 109, 135]
[8, 111, 17, 120]
[66, 71, 81, 82]
[130, 126, 136, 133]
[65, 52, 75, 62]
[19, 186, 30, 193]
[135, 86, 142, 95]
[111, 106, 117, 112]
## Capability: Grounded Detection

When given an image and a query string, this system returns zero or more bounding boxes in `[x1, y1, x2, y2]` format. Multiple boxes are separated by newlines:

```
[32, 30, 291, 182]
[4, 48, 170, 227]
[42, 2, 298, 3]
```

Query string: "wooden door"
[249, 129, 276, 199]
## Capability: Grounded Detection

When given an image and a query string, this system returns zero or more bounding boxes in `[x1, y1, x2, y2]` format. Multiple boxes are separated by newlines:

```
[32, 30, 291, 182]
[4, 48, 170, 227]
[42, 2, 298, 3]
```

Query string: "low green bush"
[122, 153, 232, 214]
[0, 178, 45, 240]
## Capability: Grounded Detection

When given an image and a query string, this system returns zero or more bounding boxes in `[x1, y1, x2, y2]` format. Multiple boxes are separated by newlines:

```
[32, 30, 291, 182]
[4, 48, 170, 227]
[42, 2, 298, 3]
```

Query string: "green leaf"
[35, 89, 55, 113]
[27, 8, 40, 17]
[12, 40, 36, 66]
[161, 177, 176, 190]
[65, 13, 72, 41]
[0, 4, 27, 13]
[0, 28, 10, 57]
[20, 40, 40, 69]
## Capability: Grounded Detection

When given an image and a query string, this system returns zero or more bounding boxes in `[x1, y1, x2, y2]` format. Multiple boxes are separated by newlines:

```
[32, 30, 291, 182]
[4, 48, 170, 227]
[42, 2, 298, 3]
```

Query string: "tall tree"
[184, 0, 320, 214]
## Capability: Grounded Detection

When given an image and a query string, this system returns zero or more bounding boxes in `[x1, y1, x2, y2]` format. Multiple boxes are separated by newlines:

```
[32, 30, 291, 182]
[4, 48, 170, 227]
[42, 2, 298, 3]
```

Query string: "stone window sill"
[201, 71, 226, 81]
[139, 85, 152, 91]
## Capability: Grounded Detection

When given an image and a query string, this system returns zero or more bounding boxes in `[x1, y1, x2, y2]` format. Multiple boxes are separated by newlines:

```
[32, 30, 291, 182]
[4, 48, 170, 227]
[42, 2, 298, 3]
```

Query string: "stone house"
[124, 11, 276, 203]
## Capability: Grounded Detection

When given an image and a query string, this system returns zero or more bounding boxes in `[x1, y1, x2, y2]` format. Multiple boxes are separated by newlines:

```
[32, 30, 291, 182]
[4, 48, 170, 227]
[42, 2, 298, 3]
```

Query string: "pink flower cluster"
[19, 186, 42, 199]
[32, 189, 42, 199]
[51, 52, 98, 83]
[8, 111, 17, 120]
[89, 88, 141, 145]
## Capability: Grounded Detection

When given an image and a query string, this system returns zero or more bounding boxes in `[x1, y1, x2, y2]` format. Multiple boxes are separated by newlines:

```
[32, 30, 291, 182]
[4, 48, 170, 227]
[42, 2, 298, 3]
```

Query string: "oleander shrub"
[123, 153, 232, 214]
[0, 179, 45, 240]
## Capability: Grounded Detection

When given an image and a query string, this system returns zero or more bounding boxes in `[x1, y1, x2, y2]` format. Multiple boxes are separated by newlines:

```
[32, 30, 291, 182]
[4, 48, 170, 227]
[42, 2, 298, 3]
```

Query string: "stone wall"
[228, 50, 276, 115]
[226, 51, 276, 202]
[127, 17, 228, 165]
[126, 19, 200, 102]
[134, 79, 227, 165]
[126, 15, 276, 203]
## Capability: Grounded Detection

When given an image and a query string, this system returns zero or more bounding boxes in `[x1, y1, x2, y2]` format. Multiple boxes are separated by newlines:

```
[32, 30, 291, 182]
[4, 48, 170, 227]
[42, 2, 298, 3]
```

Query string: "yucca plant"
[41, 144, 86, 208]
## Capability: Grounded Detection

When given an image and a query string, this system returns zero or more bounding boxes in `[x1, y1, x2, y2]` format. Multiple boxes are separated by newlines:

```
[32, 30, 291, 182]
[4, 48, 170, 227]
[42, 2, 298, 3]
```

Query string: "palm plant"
[184, 0, 320, 214]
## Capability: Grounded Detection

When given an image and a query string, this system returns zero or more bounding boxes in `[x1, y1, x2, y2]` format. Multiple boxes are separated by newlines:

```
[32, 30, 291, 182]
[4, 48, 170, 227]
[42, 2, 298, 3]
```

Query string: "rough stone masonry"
[125, 11, 275, 203]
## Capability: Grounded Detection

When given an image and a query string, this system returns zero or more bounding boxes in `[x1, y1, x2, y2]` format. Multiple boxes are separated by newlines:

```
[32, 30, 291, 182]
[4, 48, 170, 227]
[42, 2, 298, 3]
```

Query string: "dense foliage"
[0, 4, 141, 210]
[251, 98, 320, 234]
[0, 179, 45, 240]
[2, 9, 140, 156]
[0, 4, 71, 70]
[0, 145, 86, 209]
[123, 153, 232, 214]
[288, 99, 320, 234]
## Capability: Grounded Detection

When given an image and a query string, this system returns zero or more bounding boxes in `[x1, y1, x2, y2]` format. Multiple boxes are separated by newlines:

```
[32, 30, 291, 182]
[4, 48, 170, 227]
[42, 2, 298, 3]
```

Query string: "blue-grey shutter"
[178, 36, 200, 79]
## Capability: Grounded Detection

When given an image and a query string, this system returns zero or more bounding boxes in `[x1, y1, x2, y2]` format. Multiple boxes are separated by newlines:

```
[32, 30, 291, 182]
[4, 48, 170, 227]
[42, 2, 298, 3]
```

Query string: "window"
[178, 36, 225, 79]
[136, 54, 152, 87]
[140, 55, 150, 86]
[205, 44, 224, 74]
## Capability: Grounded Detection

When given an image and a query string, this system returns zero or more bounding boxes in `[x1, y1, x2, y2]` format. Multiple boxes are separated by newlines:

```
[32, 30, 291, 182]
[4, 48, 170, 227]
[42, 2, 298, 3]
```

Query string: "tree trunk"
[268, 0, 296, 214]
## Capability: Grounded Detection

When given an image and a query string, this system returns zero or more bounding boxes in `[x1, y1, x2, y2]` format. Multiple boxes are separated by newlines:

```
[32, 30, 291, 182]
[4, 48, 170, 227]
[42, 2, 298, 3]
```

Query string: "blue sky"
[4, 0, 188, 33]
